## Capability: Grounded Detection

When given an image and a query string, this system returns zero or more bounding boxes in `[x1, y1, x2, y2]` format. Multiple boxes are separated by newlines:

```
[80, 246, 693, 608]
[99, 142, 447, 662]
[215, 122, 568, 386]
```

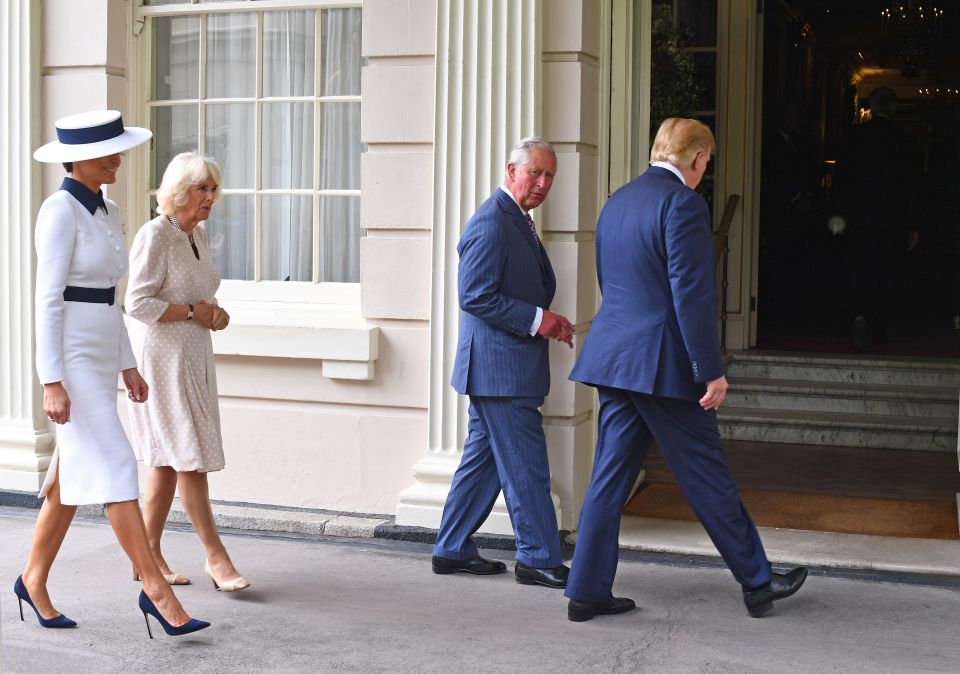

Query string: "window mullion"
[254, 11, 265, 283]
[313, 8, 323, 284]
[198, 13, 207, 156]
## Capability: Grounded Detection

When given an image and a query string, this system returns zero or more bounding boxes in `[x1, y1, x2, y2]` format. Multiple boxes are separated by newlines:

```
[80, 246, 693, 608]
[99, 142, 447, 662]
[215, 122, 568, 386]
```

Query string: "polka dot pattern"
[125, 216, 225, 473]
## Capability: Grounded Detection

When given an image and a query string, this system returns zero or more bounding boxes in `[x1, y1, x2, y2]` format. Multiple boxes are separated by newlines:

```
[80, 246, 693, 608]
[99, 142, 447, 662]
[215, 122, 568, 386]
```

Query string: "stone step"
[717, 407, 957, 452]
[726, 377, 959, 419]
[726, 351, 960, 388]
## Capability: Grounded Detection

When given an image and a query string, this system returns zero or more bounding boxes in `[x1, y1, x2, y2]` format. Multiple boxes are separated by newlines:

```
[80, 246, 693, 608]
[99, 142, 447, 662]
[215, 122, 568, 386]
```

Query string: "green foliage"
[649, 4, 702, 140]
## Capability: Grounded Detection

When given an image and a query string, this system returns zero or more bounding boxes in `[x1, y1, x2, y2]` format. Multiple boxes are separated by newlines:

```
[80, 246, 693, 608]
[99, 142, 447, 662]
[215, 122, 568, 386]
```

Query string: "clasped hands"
[192, 301, 230, 331]
[537, 310, 574, 348]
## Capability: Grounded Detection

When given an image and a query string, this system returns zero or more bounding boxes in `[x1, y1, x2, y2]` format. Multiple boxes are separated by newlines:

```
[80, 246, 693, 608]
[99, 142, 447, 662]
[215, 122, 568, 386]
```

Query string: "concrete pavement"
[1, 508, 959, 674]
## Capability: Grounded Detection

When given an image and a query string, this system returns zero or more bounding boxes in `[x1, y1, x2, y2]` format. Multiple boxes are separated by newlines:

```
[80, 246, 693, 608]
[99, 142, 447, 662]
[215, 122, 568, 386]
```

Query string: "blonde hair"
[649, 118, 715, 168]
[156, 151, 223, 215]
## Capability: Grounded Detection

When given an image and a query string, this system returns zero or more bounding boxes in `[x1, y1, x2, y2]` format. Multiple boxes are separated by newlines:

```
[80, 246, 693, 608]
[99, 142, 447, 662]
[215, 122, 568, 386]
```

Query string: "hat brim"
[33, 127, 153, 163]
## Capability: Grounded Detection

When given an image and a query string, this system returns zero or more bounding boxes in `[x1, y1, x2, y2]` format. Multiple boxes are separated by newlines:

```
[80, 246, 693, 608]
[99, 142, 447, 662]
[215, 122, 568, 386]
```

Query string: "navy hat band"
[56, 116, 125, 145]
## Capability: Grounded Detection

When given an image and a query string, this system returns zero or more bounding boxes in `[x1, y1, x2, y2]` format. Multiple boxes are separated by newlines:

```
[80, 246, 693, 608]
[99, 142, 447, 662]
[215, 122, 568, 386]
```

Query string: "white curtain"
[156, 8, 363, 283]
[317, 8, 363, 282]
[204, 12, 256, 280]
[261, 10, 315, 281]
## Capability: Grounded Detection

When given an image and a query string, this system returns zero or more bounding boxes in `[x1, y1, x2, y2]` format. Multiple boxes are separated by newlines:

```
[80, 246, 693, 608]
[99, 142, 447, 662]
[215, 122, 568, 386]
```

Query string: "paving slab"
[614, 516, 960, 577]
[2, 509, 959, 674]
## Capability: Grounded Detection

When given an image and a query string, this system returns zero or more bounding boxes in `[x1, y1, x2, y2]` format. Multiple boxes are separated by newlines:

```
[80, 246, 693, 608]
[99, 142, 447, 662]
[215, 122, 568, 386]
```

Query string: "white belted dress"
[36, 182, 140, 506]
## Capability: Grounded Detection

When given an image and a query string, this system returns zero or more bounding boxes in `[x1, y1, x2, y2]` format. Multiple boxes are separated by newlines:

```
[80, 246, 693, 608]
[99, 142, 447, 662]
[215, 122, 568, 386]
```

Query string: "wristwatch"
[186, 304, 194, 321]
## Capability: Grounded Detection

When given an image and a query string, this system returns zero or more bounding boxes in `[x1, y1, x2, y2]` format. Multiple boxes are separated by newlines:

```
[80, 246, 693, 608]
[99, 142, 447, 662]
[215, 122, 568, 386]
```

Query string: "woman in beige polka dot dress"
[126, 152, 250, 592]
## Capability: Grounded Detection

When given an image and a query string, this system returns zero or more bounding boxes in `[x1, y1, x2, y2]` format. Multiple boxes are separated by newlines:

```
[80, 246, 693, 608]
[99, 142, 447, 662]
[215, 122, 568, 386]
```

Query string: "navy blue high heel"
[13, 575, 77, 628]
[138, 590, 210, 638]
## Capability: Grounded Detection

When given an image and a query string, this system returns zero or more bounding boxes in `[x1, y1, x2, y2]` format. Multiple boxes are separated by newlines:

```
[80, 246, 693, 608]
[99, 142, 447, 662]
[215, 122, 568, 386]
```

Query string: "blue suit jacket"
[451, 189, 557, 397]
[569, 166, 724, 402]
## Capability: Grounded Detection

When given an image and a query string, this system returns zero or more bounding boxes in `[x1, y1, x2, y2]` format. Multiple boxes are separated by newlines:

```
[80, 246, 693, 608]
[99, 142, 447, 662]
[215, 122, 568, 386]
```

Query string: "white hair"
[507, 137, 556, 169]
[156, 151, 222, 215]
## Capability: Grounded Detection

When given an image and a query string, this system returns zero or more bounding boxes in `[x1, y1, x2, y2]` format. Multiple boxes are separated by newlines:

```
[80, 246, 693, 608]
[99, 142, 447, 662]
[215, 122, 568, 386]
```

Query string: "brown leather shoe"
[431, 555, 507, 575]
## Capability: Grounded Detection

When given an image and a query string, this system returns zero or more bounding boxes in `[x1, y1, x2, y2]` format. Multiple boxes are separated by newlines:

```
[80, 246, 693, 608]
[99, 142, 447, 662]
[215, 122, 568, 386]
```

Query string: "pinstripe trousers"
[433, 395, 563, 568]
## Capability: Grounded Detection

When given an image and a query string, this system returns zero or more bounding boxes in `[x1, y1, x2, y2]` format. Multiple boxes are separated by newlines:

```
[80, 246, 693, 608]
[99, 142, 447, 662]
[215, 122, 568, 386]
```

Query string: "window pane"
[262, 196, 312, 281]
[207, 13, 256, 99]
[153, 16, 199, 100]
[151, 105, 199, 189]
[320, 8, 362, 96]
[264, 11, 316, 97]
[205, 195, 254, 281]
[144, 0, 190, 5]
[650, 2, 702, 138]
[695, 114, 716, 214]
[262, 103, 314, 189]
[319, 102, 361, 190]
[692, 51, 717, 112]
[205, 103, 255, 189]
[678, 0, 717, 47]
[319, 196, 361, 282]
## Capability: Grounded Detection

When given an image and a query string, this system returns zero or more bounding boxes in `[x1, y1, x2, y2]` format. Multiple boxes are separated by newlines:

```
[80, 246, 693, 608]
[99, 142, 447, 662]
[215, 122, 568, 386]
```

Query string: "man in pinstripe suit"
[431, 137, 574, 589]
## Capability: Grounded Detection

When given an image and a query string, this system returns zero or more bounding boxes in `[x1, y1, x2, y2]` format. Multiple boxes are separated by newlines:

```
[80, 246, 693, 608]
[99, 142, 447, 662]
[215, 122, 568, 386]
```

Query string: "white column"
[0, 0, 52, 492]
[396, 0, 560, 534]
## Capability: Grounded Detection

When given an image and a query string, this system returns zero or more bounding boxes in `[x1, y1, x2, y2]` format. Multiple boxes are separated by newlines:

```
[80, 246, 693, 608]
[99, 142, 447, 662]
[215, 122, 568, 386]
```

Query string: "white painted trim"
[133, 2, 364, 294]
[123, 299, 379, 379]
[0, 0, 54, 491]
[138, 1, 361, 19]
[606, 0, 652, 195]
[215, 279, 360, 304]
[396, 0, 558, 533]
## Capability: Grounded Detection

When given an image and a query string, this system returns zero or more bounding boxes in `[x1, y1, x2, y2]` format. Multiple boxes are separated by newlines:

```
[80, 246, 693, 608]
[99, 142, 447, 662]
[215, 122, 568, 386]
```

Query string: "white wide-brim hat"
[33, 110, 152, 163]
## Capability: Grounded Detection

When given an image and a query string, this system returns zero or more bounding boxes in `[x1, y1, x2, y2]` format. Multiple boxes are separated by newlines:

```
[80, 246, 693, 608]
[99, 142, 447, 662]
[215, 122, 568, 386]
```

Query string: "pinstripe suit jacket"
[451, 188, 556, 397]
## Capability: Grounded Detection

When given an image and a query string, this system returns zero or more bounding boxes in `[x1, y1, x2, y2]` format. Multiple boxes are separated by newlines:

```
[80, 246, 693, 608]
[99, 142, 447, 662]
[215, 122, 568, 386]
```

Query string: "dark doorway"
[756, 1, 960, 357]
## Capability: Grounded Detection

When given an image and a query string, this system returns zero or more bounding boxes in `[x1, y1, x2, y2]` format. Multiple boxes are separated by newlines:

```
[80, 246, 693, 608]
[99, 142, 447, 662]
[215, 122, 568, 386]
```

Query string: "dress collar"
[60, 177, 108, 215]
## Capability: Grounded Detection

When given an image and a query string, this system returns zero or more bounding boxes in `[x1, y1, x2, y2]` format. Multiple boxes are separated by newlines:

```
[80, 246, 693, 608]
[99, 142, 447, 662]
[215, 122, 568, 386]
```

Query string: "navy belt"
[63, 286, 115, 305]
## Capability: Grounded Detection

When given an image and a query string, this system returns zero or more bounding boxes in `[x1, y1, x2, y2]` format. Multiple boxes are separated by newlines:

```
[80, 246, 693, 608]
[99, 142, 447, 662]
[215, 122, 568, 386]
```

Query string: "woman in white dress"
[15, 111, 209, 638]
[126, 152, 250, 592]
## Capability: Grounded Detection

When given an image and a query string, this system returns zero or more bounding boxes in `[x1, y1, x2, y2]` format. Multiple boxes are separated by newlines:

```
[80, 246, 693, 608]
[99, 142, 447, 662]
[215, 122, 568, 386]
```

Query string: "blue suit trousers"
[566, 386, 772, 602]
[433, 396, 562, 568]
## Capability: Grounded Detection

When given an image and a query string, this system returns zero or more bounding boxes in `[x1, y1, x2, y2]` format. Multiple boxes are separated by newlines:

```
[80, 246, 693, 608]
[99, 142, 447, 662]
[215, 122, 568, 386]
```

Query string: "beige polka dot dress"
[125, 215, 225, 473]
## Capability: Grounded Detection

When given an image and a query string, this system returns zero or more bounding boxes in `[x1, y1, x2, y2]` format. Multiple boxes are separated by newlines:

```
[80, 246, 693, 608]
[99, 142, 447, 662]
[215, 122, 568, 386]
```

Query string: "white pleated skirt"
[40, 301, 139, 506]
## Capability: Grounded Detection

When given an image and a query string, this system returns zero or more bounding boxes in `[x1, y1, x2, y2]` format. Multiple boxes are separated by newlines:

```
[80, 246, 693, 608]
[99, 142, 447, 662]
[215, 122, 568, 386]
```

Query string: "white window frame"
[128, 0, 377, 380]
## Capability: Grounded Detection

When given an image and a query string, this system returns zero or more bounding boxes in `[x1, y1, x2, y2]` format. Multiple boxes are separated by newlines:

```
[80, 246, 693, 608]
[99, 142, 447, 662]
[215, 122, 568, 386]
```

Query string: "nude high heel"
[132, 564, 191, 586]
[204, 560, 250, 592]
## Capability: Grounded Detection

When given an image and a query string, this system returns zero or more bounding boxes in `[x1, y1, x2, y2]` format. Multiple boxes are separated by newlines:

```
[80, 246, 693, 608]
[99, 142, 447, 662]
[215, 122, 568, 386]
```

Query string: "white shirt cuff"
[529, 307, 544, 336]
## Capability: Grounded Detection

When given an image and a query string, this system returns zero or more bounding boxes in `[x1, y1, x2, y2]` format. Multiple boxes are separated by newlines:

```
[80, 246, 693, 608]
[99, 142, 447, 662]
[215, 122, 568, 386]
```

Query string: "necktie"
[524, 213, 541, 246]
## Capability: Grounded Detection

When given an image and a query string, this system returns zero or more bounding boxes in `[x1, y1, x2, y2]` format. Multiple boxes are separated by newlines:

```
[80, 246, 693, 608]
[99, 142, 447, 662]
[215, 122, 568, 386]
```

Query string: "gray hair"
[507, 136, 556, 168]
[156, 151, 223, 215]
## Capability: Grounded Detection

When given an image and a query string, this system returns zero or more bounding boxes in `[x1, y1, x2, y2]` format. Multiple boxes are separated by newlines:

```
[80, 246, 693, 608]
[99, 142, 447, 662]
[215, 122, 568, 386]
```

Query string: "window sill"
[213, 299, 379, 380]
[126, 298, 379, 381]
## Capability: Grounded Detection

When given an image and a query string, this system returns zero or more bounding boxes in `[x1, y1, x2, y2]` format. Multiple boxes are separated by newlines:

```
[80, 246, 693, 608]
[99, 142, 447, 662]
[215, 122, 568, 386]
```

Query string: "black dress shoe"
[514, 561, 569, 588]
[431, 555, 506, 576]
[567, 595, 636, 622]
[742, 567, 808, 618]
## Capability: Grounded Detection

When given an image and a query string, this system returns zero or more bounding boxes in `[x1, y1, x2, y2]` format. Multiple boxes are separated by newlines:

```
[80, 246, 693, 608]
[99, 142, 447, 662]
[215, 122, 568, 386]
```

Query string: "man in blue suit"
[431, 137, 574, 589]
[565, 119, 807, 621]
